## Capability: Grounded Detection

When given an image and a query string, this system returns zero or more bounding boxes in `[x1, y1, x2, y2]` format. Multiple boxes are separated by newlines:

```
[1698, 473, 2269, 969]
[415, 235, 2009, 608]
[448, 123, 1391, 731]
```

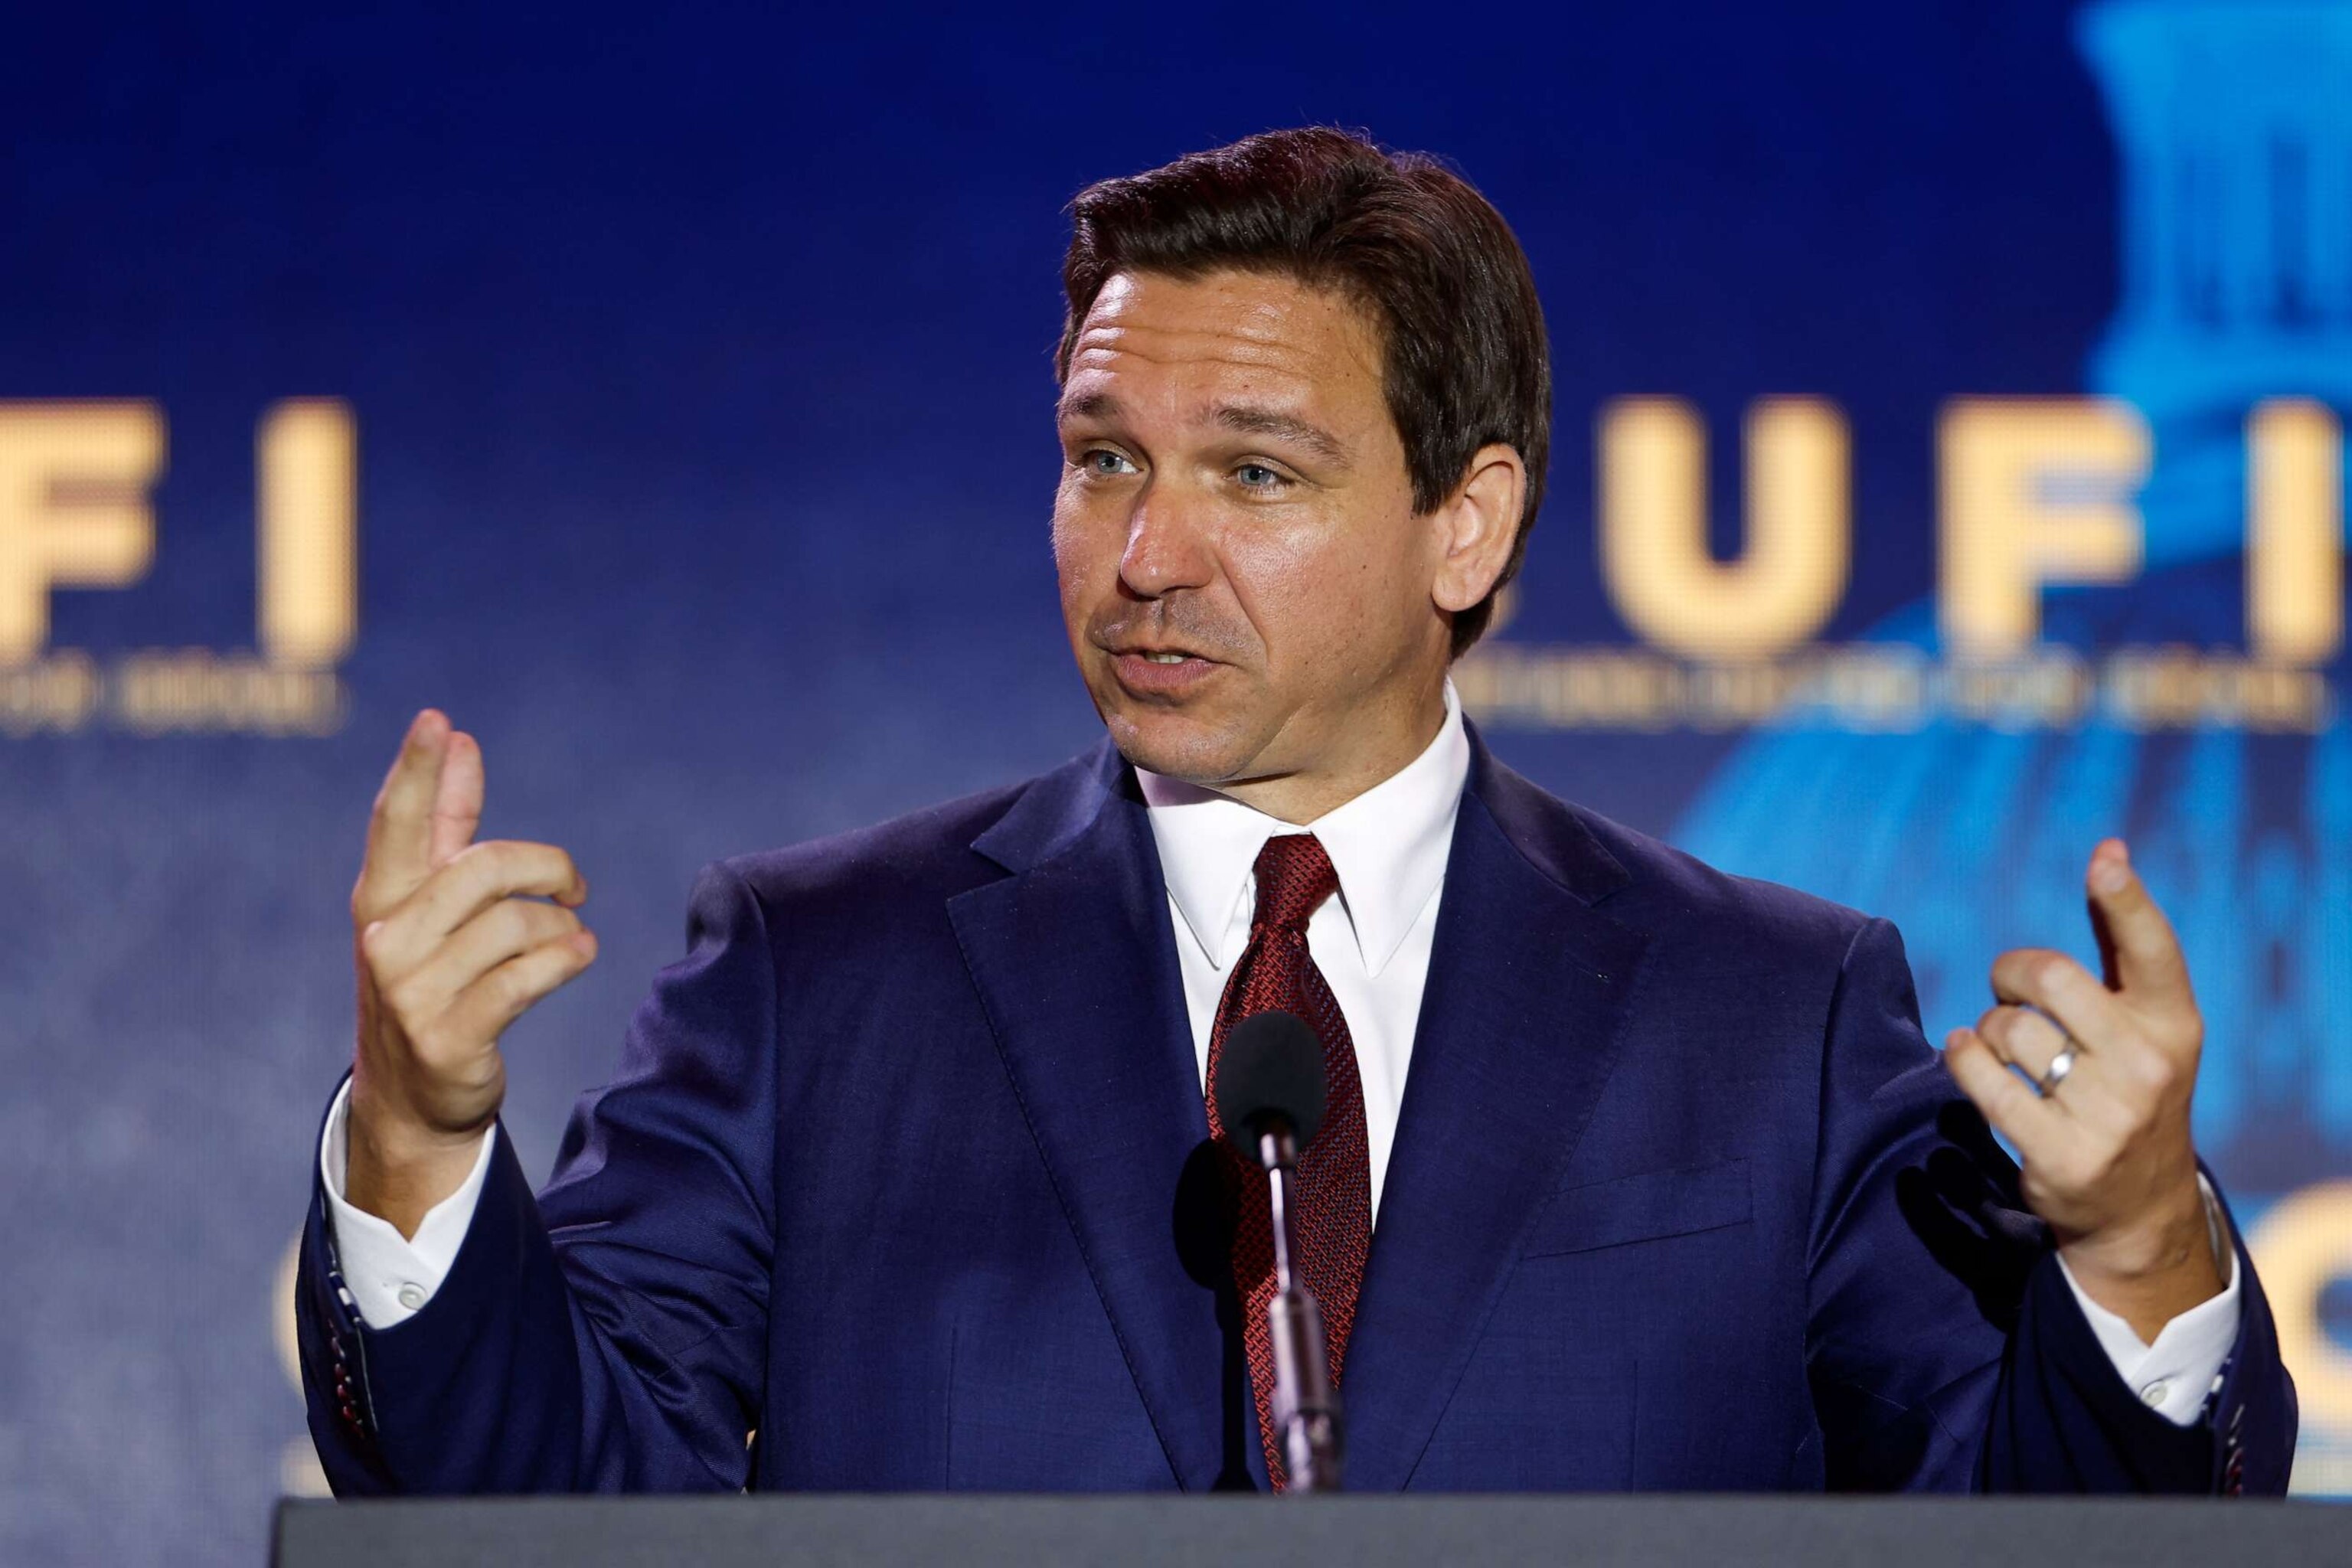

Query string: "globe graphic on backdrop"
[1671, 0, 2352, 1485]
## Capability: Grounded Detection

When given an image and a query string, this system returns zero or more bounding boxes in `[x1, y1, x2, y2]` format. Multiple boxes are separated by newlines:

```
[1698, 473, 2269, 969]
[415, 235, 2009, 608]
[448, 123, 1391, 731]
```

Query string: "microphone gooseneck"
[1214, 1009, 1345, 1493]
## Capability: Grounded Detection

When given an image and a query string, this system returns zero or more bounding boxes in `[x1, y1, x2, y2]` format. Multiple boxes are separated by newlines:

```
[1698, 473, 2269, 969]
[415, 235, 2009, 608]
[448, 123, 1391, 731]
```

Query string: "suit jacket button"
[341, 1403, 360, 1425]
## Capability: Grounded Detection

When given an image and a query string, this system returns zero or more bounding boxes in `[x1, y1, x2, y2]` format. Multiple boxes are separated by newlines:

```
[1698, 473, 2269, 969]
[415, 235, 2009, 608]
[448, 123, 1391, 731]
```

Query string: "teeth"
[1142, 652, 1187, 664]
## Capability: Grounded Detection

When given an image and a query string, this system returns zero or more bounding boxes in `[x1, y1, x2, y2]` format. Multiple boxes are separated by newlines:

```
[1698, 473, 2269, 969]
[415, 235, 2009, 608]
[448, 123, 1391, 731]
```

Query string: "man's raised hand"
[1942, 838, 2223, 1342]
[345, 709, 596, 1237]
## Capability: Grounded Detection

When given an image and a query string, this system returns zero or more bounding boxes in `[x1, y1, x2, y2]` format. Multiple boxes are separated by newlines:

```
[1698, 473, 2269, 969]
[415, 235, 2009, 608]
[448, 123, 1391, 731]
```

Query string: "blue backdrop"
[3, 2, 2347, 1563]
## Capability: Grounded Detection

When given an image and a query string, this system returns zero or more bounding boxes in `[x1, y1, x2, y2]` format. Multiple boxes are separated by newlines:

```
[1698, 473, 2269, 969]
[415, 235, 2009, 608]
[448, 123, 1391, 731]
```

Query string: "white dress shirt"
[322, 680, 2239, 1426]
[1133, 682, 1469, 1227]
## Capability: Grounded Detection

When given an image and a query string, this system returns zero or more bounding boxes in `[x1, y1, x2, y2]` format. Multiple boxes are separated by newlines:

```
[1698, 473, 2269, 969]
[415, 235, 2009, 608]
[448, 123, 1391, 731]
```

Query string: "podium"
[273, 1494, 2341, 1566]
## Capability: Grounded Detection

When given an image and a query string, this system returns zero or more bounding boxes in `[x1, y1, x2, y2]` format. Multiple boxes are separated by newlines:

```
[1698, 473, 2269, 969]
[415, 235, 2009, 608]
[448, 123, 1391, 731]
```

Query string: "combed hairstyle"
[1054, 126, 1551, 657]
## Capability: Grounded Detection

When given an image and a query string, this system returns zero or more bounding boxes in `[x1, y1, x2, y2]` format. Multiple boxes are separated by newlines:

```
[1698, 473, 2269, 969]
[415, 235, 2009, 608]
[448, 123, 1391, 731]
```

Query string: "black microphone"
[1214, 1011, 1344, 1493]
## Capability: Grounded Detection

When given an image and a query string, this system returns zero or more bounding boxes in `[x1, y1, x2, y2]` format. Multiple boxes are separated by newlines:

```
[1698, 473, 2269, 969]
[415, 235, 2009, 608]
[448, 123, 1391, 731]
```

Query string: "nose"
[1118, 480, 1217, 600]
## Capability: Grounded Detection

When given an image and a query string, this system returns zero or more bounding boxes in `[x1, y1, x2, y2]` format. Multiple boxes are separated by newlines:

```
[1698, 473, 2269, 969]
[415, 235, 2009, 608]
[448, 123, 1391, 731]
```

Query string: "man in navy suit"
[299, 128, 2294, 1495]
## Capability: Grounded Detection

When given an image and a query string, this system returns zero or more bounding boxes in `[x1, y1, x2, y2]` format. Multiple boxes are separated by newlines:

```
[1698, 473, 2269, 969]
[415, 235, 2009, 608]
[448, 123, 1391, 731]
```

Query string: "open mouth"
[1107, 645, 1220, 695]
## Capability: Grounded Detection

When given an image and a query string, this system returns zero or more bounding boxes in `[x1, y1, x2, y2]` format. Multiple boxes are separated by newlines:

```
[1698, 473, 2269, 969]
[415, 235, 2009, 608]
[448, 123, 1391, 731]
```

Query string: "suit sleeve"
[1802, 916, 2297, 1493]
[293, 860, 779, 1493]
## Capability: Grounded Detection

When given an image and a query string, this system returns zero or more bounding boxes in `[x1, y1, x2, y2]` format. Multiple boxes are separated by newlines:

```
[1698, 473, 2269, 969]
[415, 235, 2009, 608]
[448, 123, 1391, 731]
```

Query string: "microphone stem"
[1255, 1122, 1343, 1491]
[1259, 1126, 1299, 1295]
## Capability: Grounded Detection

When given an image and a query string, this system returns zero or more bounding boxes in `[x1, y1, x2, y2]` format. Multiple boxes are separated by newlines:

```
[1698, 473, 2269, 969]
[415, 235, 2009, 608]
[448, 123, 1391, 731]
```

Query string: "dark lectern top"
[272, 1492, 2344, 1568]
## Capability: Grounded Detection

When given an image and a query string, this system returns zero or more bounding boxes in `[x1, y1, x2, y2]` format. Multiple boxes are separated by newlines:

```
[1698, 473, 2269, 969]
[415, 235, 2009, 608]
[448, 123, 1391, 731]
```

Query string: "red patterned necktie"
[1200, 832, 1373, 1491]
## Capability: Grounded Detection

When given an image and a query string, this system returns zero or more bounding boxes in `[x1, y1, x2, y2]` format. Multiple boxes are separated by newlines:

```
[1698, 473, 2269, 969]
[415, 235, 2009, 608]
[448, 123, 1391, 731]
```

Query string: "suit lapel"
[946, 746, 1231, 1490]
[1341, 735, 1652, 1491]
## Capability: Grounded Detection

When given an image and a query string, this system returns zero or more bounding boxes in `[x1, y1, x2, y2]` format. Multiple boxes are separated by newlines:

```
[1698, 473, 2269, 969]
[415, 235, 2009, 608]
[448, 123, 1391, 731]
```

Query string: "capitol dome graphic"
[1664, 0, 2352, 1489]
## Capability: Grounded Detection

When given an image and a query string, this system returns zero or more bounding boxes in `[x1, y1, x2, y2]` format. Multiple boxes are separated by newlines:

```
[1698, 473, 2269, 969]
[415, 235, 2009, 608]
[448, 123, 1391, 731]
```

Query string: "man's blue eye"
[1238, 463, 1282, 488]
[1085, 450, 1132, 475]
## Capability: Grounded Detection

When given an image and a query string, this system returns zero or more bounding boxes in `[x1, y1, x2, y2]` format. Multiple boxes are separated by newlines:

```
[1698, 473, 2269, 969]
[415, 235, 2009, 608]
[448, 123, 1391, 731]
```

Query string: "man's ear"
[1429, 443, 1527, 616]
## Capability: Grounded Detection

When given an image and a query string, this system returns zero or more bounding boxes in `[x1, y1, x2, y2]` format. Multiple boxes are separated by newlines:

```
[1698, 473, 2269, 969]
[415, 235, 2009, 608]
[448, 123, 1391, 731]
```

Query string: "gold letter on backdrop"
[0, 403, 165, 665]
[2247, 398, 2344, 668]
[1938, 398, 2148, 660]
[257, 400, 358, 668]
[1598, 397, 1851, 662]
[2250, 1182, 2352, 1437]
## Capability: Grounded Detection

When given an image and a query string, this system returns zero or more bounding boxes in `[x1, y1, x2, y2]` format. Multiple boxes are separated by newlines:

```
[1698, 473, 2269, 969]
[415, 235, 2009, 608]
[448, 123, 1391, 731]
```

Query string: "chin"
[1098, 701, 1263, 786]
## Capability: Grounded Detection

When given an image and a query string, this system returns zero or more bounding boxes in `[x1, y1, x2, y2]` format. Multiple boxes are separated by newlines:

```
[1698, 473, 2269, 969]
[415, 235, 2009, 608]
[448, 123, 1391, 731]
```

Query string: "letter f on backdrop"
[0, 403, 164, 665]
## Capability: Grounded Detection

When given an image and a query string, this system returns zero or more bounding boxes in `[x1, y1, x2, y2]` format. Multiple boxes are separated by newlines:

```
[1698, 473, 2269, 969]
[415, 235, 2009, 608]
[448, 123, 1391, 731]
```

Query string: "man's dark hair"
[1055, 126, 1550, 657]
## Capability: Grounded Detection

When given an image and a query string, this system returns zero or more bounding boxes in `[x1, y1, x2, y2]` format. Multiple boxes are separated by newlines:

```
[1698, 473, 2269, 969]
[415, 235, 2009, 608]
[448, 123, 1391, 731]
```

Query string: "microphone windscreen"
[1214, 1010, 1328, 1155]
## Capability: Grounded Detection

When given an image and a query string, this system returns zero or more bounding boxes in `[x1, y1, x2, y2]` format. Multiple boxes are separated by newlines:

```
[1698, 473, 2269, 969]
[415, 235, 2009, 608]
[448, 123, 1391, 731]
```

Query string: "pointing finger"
[430, 730, 485, 868]
[2085, 838, 2190, 1003]
[358, 709, 449, 911]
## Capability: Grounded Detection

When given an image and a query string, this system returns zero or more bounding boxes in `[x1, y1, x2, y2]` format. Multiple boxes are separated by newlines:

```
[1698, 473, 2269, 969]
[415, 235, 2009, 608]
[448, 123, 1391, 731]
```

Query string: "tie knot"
[1251, 833, 1337, 934]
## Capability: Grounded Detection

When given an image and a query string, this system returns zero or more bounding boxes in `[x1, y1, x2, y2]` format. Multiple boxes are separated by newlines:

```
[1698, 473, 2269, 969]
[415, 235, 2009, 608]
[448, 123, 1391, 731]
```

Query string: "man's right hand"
[345, 708, 597, 1239]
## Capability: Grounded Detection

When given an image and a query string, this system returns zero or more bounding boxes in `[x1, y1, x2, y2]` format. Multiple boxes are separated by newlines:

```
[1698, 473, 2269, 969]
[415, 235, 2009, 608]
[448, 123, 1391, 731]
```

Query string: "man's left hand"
[1943, 838, 2225, 1343]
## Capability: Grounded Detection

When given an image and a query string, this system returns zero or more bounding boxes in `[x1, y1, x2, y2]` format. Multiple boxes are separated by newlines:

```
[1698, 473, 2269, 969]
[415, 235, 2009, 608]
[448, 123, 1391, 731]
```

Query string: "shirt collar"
[1133, 681, 1470, 977]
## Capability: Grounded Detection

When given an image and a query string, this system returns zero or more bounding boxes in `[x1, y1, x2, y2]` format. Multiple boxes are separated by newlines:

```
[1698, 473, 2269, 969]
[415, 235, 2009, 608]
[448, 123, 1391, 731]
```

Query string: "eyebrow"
[1210, 403, 1351, 468]
[1055, 390, 1352, 469]
[1056, 390, 1121, 426]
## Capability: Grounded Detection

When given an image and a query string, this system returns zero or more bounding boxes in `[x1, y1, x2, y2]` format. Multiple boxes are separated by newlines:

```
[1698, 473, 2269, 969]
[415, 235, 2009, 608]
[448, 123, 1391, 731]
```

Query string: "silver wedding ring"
[2037, 1043, 2079, 1096]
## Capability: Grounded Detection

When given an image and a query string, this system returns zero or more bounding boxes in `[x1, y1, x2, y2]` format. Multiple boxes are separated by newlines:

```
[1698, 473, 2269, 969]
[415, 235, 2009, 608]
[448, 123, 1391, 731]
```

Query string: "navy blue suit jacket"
[298, 730, 2295, 1494]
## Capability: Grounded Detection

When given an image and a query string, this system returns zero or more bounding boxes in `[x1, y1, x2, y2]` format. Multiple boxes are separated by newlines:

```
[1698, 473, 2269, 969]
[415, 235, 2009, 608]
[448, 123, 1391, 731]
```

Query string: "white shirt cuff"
[319, 1076, 497, 1328]
[2056, 1174, 2243, 1426]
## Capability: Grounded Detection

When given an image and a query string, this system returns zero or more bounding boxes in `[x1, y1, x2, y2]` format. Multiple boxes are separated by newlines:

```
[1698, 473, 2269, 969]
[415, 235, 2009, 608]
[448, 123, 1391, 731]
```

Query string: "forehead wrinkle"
[1060, 283, 1385, 459]
[1057, 345, 1331, 426]
[1076, 266, 1384, 373]
[1067, 336, 1324, 383]
[1070, 303, 1333, 371]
